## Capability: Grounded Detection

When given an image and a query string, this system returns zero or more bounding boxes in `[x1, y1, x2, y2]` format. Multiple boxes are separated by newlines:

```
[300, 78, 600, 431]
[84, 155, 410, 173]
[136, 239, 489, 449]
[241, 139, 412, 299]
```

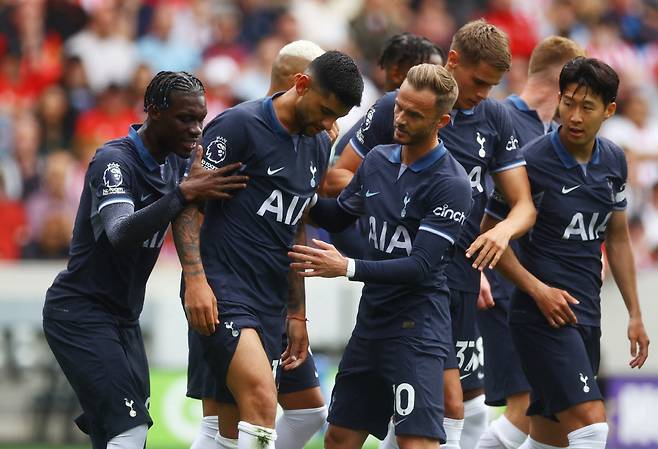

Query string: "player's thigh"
[278, 386, 325, 410]
[43, 319, 152, 439]
[226, 328, 278, 411]
[327, 336, 390, 439]
[556, 399, 606, 433]
[325, 423, 369, 449]
[396, 434, 440, 449]
[510, 322, 603, 420]
[382, 337, 448, 444]
[449, 289, 484, 392]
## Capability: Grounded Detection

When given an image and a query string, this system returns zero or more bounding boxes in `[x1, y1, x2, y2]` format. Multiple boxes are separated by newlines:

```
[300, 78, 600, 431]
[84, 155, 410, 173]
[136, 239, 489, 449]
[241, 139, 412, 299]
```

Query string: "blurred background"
[0, 0, 657, 448]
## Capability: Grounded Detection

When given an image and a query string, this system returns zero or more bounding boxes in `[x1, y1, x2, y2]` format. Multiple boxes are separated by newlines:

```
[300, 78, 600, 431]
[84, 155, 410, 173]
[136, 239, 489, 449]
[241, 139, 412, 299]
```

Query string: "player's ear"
[446, 50, 459, 70]
[294, 74, 311, 96]
[437, 113, 451, 130]
[147, 104, 162, 121]
[604, 101, 616, 120]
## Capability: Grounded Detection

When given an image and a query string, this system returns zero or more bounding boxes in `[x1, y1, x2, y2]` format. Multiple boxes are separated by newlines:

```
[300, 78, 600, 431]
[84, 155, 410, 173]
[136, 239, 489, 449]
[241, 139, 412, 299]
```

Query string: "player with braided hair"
[42, 71, 248, 449]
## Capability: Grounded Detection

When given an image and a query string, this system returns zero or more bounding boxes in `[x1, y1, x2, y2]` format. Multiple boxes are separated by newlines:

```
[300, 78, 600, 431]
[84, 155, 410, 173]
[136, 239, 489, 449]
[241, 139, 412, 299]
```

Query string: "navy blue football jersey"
[44, 125, 187, 322]
[200, 95, 332, 314]
[486, 130, 628, 326]
[337, 143, 472, 342]
[350, 90, 524, 293]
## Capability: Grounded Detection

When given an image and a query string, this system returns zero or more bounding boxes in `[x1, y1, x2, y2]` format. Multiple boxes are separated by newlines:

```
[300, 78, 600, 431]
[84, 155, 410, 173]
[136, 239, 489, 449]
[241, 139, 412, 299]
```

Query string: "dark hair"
[143, 71, 205, 112]
[306, 51, 363, 108]
[378, 33, 444, 70]
[559, 57, 619, 106]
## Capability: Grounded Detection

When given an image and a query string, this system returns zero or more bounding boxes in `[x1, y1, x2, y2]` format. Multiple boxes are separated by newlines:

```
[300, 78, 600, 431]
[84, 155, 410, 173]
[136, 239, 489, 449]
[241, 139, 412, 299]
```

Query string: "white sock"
[567, 423, 608, 449]
[462, 395, 488, 449]
[216, 433, 239, 449]
[476, 415, 527, 449]
[379, 419, 399, 449]
[444, 417, 465, 449]
[518, 436, 564, 449]
[275, 406, 327, 449]
[238, 420, 277, 449]
[191, 415, 220, 449]
[107, 424, 149, 449]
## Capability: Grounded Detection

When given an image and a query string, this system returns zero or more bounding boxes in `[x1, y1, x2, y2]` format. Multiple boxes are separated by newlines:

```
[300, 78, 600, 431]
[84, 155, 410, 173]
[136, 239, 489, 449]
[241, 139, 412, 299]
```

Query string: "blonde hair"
[450, 19, 511, 72]
[269, 40, 325, 93]
[405, 63, 459, 114]
[528, 36, 585, 77]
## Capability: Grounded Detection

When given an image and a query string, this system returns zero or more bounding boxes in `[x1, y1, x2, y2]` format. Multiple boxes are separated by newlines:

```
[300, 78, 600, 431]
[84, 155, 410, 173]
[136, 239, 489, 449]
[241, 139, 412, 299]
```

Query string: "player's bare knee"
[242, 382, 277, 424]
[324, 426, 343, 449]
[397, 435, 439, 449]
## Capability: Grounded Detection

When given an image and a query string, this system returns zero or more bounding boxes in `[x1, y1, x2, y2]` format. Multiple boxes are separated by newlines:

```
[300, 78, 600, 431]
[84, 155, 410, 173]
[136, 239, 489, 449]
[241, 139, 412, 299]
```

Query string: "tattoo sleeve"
[173, 205, 205, 278]
[287, 224, 307, 315]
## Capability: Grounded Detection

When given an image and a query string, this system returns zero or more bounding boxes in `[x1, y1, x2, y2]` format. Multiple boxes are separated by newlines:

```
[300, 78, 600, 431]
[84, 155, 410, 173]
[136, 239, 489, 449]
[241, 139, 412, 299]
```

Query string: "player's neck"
[137, 122, 167, 164]
[520, 79, 558, 125]
[401, 138, 439, 165]
[271, 89, 300, 134]
[558, 128, 596, 164]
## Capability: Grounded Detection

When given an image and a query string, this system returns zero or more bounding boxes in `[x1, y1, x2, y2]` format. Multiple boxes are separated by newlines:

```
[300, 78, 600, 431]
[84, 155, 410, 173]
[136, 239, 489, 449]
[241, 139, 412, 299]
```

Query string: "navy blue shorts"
[328, 335, 448, 442]
[43, 317, 152, 449]
[476, 296, 530, 406]
[445, 289, 484, 391]
[510, 322, 602, 419]
[194, 300, 285, 404]
[187, 327, 320, 400]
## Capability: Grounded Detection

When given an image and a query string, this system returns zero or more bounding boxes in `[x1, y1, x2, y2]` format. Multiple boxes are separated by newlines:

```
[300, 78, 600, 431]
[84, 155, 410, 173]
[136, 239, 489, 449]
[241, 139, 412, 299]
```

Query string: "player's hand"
[281, 317, 309, 370]
[477, 272, 495, 310]
[466, 223, 512, 271]
[288, 239, 348, 278]
[327, 122, 340, 143]
[180, 145, 248, 202]
[184, 276, 219, 336]
[532, 283, 579, 328]
[628, 316, 649, 369]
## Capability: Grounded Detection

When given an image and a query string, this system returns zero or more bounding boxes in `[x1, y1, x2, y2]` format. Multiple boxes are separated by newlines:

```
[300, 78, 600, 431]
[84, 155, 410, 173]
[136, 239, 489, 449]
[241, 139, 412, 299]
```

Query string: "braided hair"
[143, 71, 205, 112]
[378, 33, 444, 70]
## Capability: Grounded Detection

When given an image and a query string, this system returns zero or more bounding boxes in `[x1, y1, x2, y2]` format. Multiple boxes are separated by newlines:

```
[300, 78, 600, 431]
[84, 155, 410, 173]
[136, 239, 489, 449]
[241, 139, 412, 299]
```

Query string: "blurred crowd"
[1, 0, 657, 268]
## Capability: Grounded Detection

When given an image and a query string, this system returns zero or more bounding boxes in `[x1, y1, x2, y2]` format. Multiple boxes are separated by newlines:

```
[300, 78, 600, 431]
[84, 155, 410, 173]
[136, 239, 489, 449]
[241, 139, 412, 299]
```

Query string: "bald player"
[187, 40, 330, 449]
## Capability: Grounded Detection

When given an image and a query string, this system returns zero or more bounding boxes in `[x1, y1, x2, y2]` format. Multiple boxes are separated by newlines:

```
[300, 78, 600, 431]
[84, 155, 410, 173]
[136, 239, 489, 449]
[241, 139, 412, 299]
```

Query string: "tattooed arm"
[173, 205, 218, 336]
[281, 223, 309, 370]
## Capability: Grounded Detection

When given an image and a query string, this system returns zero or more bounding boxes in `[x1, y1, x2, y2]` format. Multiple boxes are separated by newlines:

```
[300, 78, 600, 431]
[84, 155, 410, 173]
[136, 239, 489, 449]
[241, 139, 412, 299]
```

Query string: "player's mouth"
[182, 139, 198, 152]
[566, 127, 585, 139]
[394, 127, 408, 139]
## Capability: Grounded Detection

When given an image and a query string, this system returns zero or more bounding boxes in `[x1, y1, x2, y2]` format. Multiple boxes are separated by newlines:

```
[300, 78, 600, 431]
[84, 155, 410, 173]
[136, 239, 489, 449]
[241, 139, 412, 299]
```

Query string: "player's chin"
[393, 129, 409, 144]
[175, 142, 197, 158]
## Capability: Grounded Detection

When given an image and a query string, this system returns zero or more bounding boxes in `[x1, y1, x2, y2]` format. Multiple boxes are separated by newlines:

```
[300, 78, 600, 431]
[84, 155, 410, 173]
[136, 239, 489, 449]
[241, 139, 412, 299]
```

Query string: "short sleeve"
[484, 188, 510, 221]
[200, 108, 250, 171]
[612, 147, 628, 210]
[349, 92, 396, 159]
[489, 102, 526, 174]
[89, 148, 134, 212]
[418, 176, 473, 245]
[337, 159, 366, 215]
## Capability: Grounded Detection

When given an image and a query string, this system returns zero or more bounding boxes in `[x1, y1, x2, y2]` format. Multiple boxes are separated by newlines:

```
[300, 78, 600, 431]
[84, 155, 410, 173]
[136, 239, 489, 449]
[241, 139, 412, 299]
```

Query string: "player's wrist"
[345, 258, 356, 278]
[287, 313, 308, 322]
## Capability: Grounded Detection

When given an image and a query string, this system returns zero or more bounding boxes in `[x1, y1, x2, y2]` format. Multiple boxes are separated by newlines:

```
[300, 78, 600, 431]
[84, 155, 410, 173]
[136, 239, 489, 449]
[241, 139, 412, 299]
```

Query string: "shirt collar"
[129, 124, 159, 171]
[263, 93, 291, 138]
[506, 94, 531, 111]
[550, 126, 601, 169]
[450, 106, 475, 125]
[387, 141, 447, 172]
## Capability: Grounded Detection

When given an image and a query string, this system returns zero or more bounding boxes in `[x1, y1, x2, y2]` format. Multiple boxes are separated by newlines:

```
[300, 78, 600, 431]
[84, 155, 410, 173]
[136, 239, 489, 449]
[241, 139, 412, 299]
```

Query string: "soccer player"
[483, 57, 649, 449]
[289, 63, 472, 449]
[476, 36, 585, 449]
[42, 71, 249, 449]
[323, 20, 536, 449]
[173, 51, 363, 449]
[186, 39, 330, 449]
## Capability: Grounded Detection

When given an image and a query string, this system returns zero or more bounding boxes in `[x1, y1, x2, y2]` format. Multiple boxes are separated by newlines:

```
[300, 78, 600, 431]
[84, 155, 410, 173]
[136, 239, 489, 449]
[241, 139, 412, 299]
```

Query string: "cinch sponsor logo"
[433, 204, 466, 224]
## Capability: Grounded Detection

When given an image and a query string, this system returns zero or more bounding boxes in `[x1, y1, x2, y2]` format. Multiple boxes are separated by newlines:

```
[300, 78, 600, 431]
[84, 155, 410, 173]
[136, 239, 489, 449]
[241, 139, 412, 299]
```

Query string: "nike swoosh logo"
[267, 166, 285, 175]
[393, 417, 409, 426]
[561, 185, 581, 194]
[460, 373, 472, 380]
[141, 193, 152, 201]
[365, 190, 380, 197]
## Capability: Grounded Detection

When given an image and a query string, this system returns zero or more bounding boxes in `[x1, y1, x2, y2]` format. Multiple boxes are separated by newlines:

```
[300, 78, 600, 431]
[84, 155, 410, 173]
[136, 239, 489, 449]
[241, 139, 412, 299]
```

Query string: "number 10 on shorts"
[392, 383, 416, 416]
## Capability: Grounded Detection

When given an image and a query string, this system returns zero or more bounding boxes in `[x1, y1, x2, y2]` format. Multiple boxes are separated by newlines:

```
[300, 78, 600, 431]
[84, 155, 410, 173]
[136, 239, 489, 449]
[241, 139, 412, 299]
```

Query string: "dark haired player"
[484, 57, 649, 449]
[476, 36, 585, 449]
[42, 71, 248, 449]
[289, 63, 471, 449]
[322, 20, 536, 449]
[173, 51, 363, 449]
[186, 40, 329, 449]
